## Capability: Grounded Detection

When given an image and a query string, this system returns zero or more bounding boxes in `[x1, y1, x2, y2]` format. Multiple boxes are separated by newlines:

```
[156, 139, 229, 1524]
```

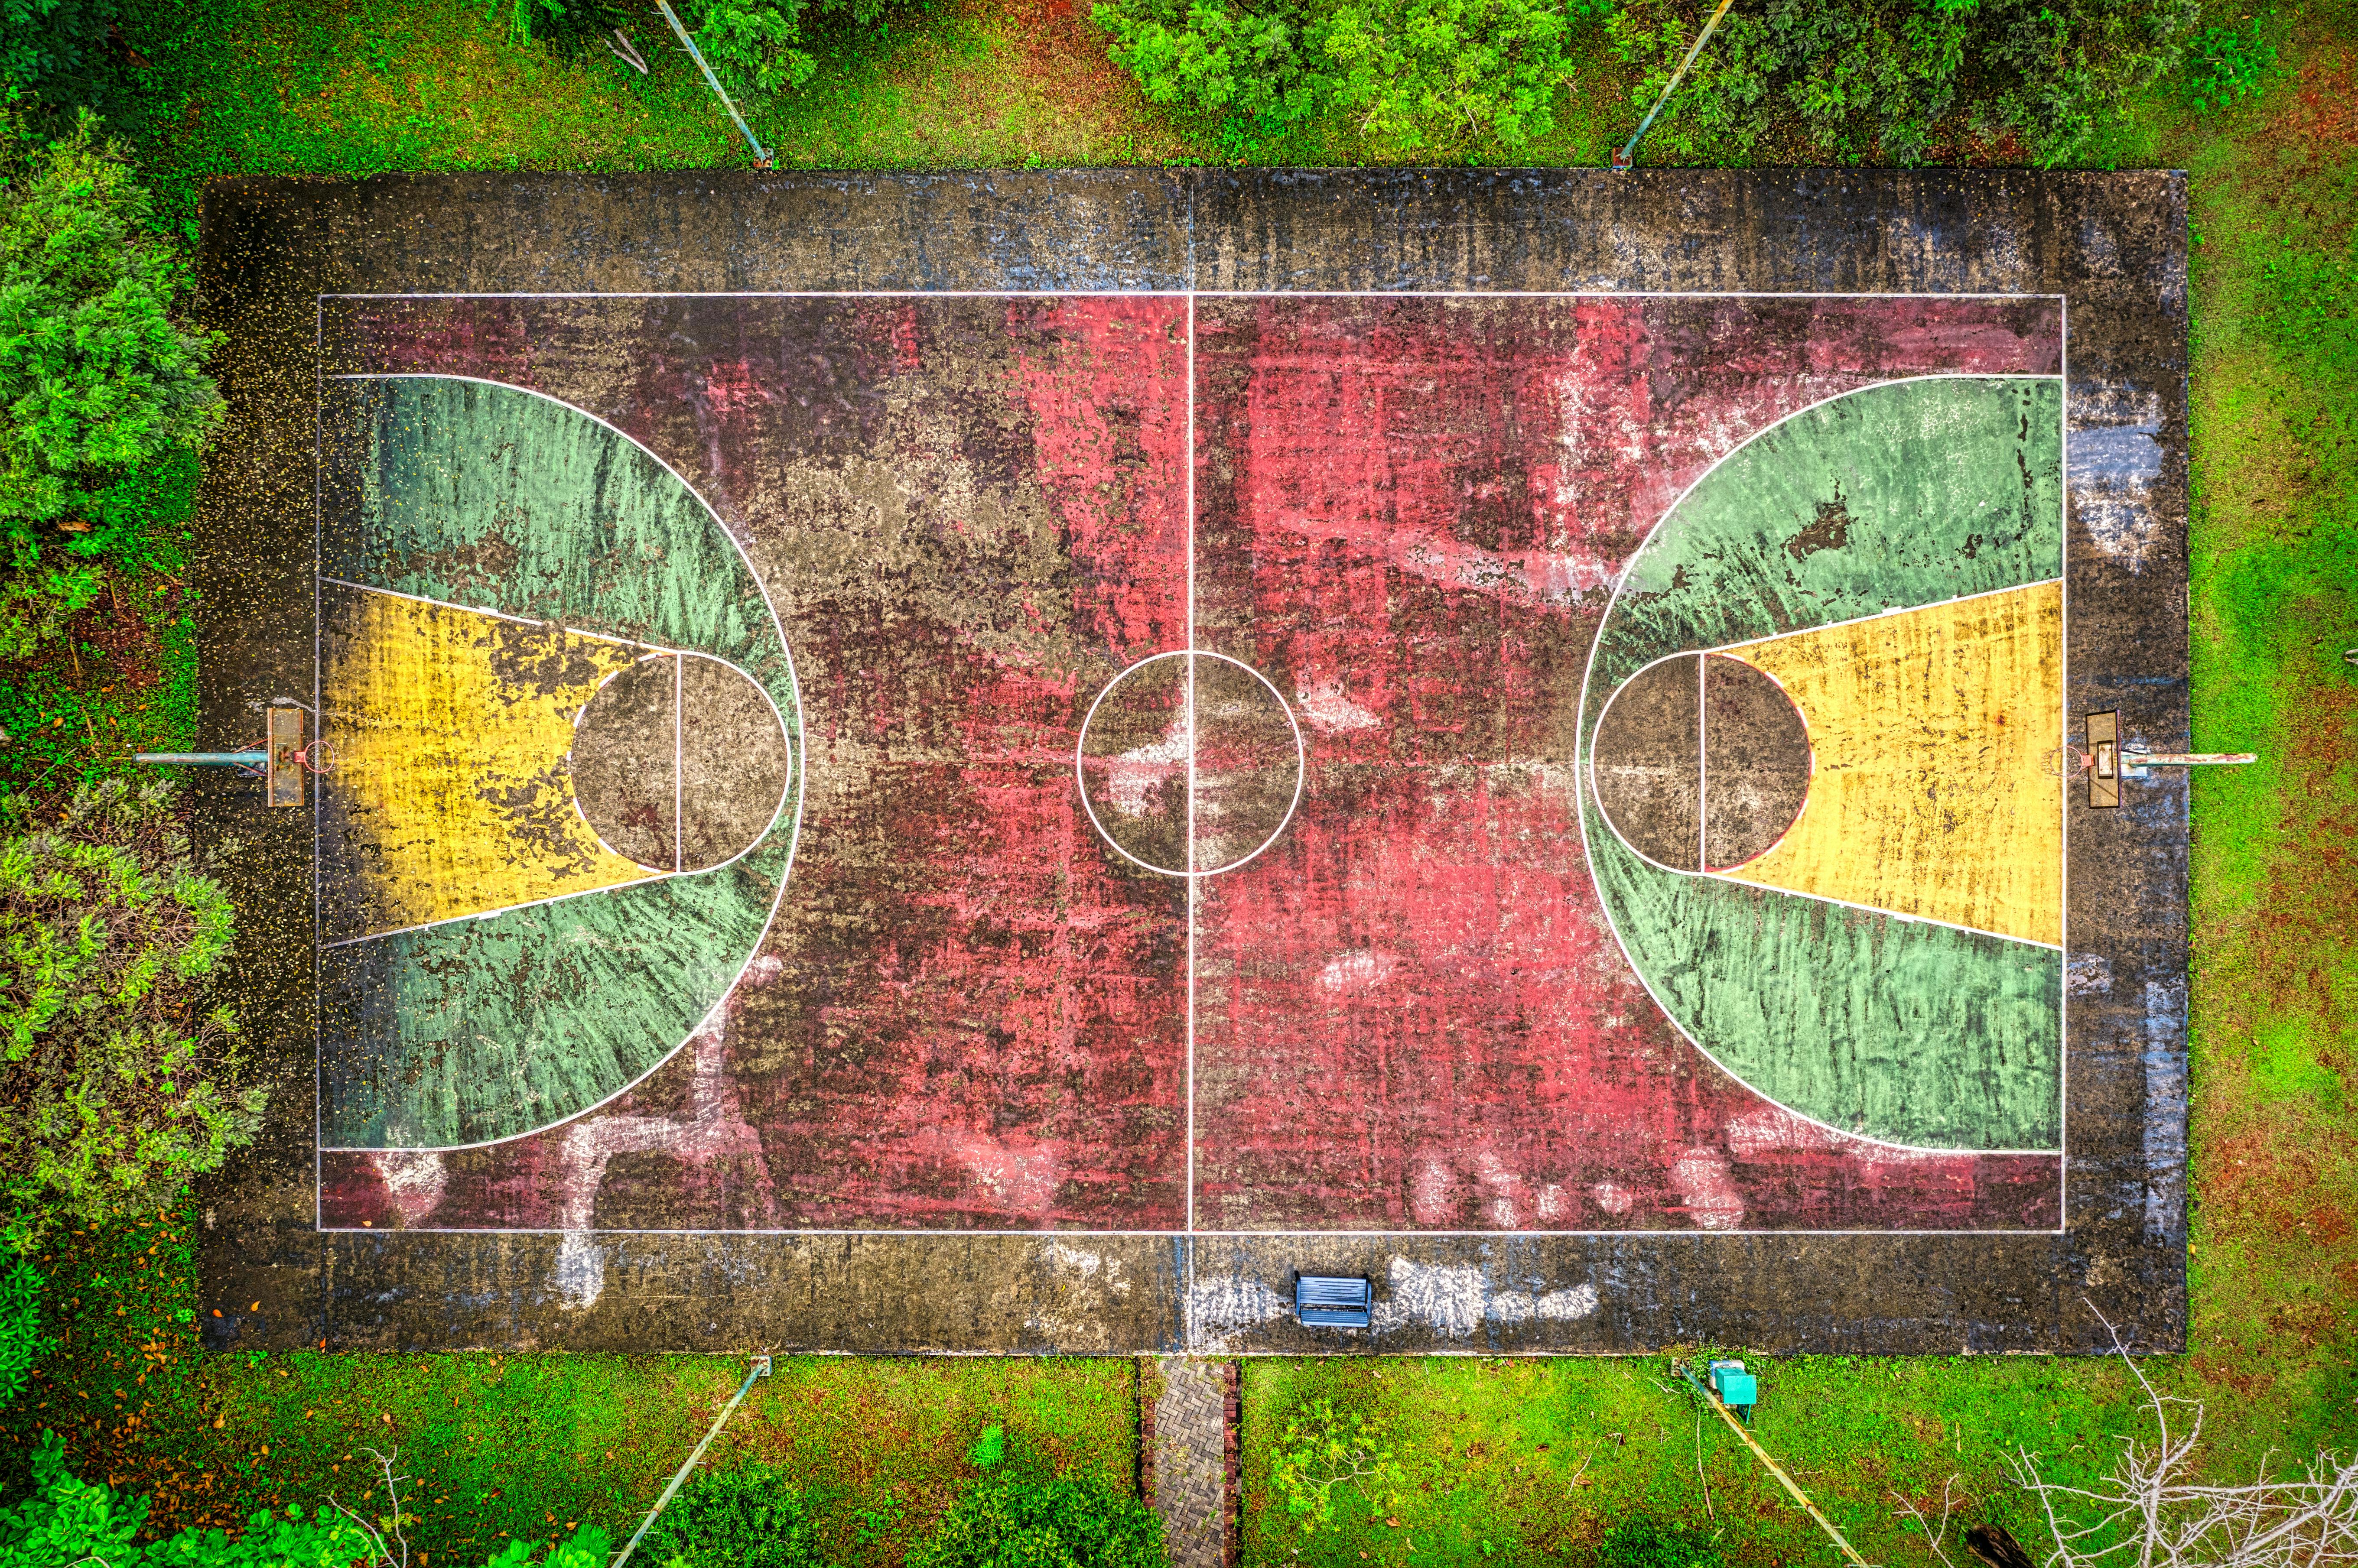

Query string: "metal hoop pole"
[612, 1354, 773, 1568]
[655, 2, 774, 165]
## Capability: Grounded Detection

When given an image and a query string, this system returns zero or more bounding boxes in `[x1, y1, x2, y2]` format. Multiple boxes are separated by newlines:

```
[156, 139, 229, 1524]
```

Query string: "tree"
[1093, 0, 1613, 156]
[0, 107, 221, 568]
[1605, 0, 2201, 166]
[0, 777, 260, 1254]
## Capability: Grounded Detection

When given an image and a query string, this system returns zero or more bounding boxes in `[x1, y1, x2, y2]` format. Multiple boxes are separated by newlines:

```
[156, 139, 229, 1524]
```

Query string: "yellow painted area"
[323, 587, 657, 938]
[1721, 581, 2063, 945]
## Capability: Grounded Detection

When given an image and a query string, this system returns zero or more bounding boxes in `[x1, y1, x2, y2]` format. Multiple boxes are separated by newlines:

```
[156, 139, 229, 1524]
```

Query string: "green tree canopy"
[0, 107, 220, 565]
[0, 779, 259, 1254]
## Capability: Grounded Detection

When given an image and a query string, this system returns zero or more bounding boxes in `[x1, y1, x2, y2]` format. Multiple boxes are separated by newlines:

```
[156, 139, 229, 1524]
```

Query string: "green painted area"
[329, 376, 794, 717]
[318, 375, 803, 1149]
[1587, 377, 2064, 697]
[1579, 377, 2065, 1152]
[1587, 823, 2062, 1148]
[321, 844, 786, 1149]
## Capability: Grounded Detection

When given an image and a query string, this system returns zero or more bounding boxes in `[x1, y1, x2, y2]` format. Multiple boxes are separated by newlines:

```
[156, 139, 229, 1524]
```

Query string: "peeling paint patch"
[2070, 387, 2165, 573]
[1188, 1273, 1291, 1345]
[553, 1231, 605, 1309]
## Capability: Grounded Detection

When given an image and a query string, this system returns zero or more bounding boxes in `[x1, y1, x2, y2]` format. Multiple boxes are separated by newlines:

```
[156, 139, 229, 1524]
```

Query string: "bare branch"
[1999, 1307, 2358, 1568]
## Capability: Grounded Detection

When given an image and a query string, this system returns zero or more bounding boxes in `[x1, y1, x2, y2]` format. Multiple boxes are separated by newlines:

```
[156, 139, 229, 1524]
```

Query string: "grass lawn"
[3, 0, 2351, 1562]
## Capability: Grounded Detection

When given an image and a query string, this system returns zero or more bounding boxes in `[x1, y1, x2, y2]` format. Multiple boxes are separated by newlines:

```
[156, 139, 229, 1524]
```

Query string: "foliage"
[2182, 16, 2279, 110]
[0, 557, 98, 663]
[1601, 1517, 1723, 1568]
[0, 777, 257, 1253]
[670, 0, 908, 106]
[1268, 1396, 1400, 1536]
[969, 1422, 1006, 1470]
[1092, 0, 1613, 156]
[0, 0, 133, 120]
[1987, 1316, 2358, 1568]
[0, 1431, 617, 1567]
[637, 1463, 826, 1568]
[0, 1253, 41, 1408]
[0, 108, 220, 565]
[906, 1474, 1164, 1568]
[1606, 0, 2200, 166]
[481, 0, 567, 46]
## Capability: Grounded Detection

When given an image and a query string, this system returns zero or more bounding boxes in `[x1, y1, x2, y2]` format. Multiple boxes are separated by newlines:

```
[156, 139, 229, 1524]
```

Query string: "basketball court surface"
[193, 170, 2190, 1355]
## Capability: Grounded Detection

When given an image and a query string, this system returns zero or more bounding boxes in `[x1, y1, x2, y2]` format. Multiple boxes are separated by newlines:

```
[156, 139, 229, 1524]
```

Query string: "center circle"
[570, 653, 792, 874]
[1076, 650, 1305, 878]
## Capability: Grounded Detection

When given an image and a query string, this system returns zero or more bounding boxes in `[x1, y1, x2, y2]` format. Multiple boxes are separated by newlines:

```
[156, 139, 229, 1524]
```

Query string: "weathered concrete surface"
[194, 169, 2187, 1355]
[1148, 1359, 1236, 1568]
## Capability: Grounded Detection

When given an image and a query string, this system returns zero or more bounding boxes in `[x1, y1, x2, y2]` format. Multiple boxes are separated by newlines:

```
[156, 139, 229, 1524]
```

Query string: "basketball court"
[192, 170, 2190, 1355]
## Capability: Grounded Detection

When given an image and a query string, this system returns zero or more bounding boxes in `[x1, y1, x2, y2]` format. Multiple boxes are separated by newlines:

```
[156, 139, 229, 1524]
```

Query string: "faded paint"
[1727, 581, 2064, 944]
[317, 290, 2067, 1231]
[318, 587, 650, 938]
[1578, 375, 2065, 1153]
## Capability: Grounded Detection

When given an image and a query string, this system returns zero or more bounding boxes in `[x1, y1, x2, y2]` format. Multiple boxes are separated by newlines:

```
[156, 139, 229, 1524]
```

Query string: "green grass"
[0, 1199, 1136, 1563]
[2, 1, 2351, 1562]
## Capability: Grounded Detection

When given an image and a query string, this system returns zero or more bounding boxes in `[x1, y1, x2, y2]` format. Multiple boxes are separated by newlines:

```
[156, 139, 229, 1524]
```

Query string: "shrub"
[0, 0, 131, 119]
[1605, 0, 2200, 166]
[0, 1254, 42, 1408]
[0, 557, 101, 664]
[0, 1431, 617, 1566]
[1269, 1396, 1400, 1536]
[1094, 0, 1612, 156]
[0, 777, 259, 1253]
[0, 107, 221, 568]
[1600, 1517, 1721, 1568]
[635, 1463, 825, 1568]
[2182, 16, 2277, 111]
[907, 1474, 1164, 1568]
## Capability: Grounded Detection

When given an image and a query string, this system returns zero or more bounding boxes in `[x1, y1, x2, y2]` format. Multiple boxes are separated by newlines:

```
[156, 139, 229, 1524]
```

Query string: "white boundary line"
[316, 372, 808, 1157]
[1184, 291, 1197, 1245]
[311, 1222, 2062, 1237]
[312, 305, 2078, 1236]
[313, 297, 325, 1235]
[322, 289, 2070, 302]
[1571, 375, 2069, 1175]
[2058, 298, 2072, 1225]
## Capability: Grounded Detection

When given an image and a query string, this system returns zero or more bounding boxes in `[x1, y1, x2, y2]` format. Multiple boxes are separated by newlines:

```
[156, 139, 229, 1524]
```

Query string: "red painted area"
[322, 291, 2063, 1234]
[1191, 295, 2062, 1230]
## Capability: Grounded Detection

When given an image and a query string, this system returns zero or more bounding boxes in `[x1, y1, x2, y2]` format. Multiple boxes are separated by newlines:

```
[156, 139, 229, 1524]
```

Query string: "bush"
[636, 1463, 825, 1568]
[0, 1254, 42, 1408]
[2182, 16, 2277, 111]
[1096, 0, 1612, 155]
[0, 0, 131, 120]
[0, 1431, 617, 1566]
[0, 107, 221, 568]
[906, 1474, 1164, 1568]
[1268, 1397, 1400, 1535]
[515, 0, 912, 104]
[0, 777, 259, 1254]
[1605, 0, 2199, 166]
[1600, 1517, 1721, 1568]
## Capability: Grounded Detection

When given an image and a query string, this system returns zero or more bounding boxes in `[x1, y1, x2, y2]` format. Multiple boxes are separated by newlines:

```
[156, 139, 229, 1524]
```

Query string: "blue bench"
[1295, 1274, 1373, 1328]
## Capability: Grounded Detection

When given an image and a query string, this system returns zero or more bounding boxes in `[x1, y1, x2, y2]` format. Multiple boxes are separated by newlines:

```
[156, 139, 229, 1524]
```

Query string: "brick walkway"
[1146, 1357, 1236, 1568]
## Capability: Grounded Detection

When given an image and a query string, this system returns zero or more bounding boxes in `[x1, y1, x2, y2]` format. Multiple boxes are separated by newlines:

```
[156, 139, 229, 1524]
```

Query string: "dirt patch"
[2268, 38, 2358, 150]
[57, 585, 166, 692]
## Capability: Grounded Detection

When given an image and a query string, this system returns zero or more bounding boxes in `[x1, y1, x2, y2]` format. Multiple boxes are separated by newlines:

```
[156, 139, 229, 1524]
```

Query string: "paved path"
[1148, 1357, 1235, 1568]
